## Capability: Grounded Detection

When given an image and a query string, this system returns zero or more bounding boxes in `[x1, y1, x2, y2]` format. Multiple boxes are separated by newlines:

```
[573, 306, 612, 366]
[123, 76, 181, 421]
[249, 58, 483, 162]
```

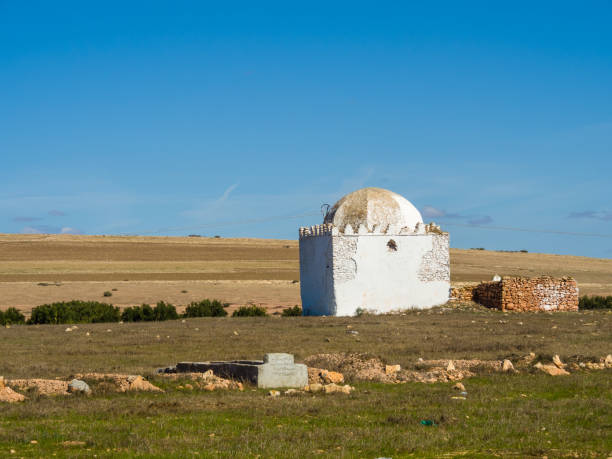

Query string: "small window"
[387, 239, 397, 251]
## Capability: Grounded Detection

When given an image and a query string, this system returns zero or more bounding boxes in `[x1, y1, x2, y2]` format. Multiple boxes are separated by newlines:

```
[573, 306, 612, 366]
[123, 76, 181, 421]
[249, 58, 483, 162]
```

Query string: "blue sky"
[1, 1, 611, 258]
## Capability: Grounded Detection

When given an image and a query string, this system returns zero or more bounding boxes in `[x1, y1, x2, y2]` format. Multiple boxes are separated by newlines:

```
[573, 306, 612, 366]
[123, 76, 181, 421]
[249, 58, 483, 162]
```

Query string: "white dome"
[324, 187, 423, 231]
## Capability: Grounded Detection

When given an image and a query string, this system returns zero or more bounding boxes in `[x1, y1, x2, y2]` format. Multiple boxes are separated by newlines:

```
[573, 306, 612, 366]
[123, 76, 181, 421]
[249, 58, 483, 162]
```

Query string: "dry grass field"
[1, 233, 611, 314]
[1, 234, 611, 457]
[0, 309, 610, 457]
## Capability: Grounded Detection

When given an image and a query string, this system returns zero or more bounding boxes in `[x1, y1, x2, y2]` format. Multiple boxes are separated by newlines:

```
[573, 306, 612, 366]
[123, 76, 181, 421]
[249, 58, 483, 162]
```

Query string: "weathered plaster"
[418, 233, 450, 282]
[299, 187, 450, 316]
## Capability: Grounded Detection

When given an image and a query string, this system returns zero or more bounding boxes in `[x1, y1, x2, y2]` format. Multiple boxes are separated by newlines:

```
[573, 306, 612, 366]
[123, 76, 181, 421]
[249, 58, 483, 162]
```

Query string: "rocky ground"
[2, 352, 610, 403]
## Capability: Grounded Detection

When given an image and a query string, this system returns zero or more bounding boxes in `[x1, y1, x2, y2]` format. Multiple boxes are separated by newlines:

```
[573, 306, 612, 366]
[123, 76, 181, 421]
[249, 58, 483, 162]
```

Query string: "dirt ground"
[1, 233, 610, 312]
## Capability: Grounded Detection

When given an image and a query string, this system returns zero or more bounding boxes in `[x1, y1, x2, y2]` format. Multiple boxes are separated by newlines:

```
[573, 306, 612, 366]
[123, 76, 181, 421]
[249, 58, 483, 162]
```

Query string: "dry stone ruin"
[451, 276, 579, 311]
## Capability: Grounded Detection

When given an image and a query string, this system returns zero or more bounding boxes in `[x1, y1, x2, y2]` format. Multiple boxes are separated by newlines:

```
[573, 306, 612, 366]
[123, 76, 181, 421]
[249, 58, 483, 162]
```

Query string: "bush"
[0, 307, 26, 325]
[232, 304, 268, 317]
[579, 295, 612, 310]
[103, 291, 112, 297]
[28, 301, 120, 324]
[183, 299, 228, 318]
[121, 304, 155, 322]
[281, 305, 302, 317]
[121, 302, 178, 322]
[153, 301, 179, 321]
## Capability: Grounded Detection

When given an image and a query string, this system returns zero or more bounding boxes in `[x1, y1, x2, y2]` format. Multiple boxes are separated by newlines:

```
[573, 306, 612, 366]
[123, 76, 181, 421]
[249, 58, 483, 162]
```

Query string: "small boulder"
[0, 386, 26, 403]
[502, 360, 515, 372]
[321, 370, 344, 384]
[552, 355, 565, 369]
[585, 362, 605, 370]
[68, 379, 91, 394]
[604, 354, 612, 368]
[446, 361, 456, 372]
[268, 390, 280, 397]
[385, 364, 401, 375]
[534, 362, 569, 376]
[453, 382, 465, 391]
[306, 383, 323, 393]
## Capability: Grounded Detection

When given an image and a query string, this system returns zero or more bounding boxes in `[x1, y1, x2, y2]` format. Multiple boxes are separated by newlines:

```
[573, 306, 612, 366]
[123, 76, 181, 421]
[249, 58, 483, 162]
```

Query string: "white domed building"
[299, 187, 450, 316]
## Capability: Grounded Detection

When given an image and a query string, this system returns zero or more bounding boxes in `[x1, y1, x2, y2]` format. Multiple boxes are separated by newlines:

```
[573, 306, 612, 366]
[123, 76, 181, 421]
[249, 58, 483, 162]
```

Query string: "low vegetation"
[232, 304, 268, 317]
[27, 301, 120, 325]
[183, 299, 228, 318]
[579, 295, 612, 309]
[20, 299, 301, 324]
[281, 305, 302, 316]
[0, 307, 26, 326]
[0, 307, 610, 457]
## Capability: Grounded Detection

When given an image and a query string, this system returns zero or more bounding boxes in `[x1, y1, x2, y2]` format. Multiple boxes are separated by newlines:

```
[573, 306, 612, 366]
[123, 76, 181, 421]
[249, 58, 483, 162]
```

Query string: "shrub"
[232, 304, 268, 317]
[0, 307, 26, 325]
[153, 301, 179, 321]
[121, 302, 178, 322]
[183, 299, 228, 318]
[579, 295, 612, 310]
[103, 291, 112, 297]
[121, 304, 155, 322]
[28, 301, 120, 324]
[281, 305, 302, 317]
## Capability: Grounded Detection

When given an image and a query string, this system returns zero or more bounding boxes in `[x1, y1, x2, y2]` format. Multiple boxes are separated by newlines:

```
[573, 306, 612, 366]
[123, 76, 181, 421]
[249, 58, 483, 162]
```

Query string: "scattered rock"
[552, 355, 565, 369]
[323, 383, 353, 394]
[304, 353, 396, 383]
[74, 373, 163, 393]
[585, 362, 605, 370]
[184, 383, 193, 390]
[519, 352, 536, 365]
[268, 390, 280, 397]
[0, 386, 26, 403]
[604, 355, 612, 368]
[68, 379, 91, 394]
[451, 396, 466, 400]
[308, 368, 344, 385]
[502, 360, 515, 372]
[61, 441, 86, 446]
[453, 382, 465, 391]
[305, 383, 323, 393]
[534, 362, 570, 376]
[160, 370, 243, 391]
[385, 364, 401, 375]
[446, 361, 456, 372]
[8, 379, 69, 396]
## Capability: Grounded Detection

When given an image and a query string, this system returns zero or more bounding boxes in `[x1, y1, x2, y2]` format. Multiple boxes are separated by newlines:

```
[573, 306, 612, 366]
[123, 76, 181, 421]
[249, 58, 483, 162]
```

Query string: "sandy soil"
[1, 233, 610, 312]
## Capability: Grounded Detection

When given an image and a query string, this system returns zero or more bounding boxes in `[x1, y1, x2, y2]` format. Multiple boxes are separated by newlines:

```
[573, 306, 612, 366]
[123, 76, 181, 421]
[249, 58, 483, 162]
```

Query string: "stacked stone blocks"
[451, 276, 578, 312]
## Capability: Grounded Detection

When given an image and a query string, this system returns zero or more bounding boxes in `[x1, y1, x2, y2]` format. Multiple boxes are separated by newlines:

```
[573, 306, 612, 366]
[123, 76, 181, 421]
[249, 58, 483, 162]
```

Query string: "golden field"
[1, 233, 610, 313]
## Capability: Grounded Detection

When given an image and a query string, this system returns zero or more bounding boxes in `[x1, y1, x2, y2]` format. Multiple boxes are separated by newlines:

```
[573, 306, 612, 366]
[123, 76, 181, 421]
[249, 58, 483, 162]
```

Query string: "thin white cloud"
[217, 183, 239, 204]
[21, 226, 43, 234]
[422, 206, 446, 219]
[60, 227, 82, 234]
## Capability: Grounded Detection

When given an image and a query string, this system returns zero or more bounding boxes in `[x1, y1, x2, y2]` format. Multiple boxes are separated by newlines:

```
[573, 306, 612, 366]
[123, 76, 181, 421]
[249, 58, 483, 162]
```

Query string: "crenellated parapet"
[299, 221, 446, 238]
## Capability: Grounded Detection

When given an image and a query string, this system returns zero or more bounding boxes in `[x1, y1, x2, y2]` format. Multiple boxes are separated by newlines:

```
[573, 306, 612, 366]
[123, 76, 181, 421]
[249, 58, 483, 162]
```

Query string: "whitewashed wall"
[299, 235, 335, 315]
[299, 233, 450, 316]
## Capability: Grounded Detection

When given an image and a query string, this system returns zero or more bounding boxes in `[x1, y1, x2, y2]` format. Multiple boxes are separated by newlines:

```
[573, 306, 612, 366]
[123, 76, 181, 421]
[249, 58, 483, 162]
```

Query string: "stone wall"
[450, 276, 579, 312]
[450, 285, 478, 302]
[499, 276, 578, 312]
[474, 281, 503, 309]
